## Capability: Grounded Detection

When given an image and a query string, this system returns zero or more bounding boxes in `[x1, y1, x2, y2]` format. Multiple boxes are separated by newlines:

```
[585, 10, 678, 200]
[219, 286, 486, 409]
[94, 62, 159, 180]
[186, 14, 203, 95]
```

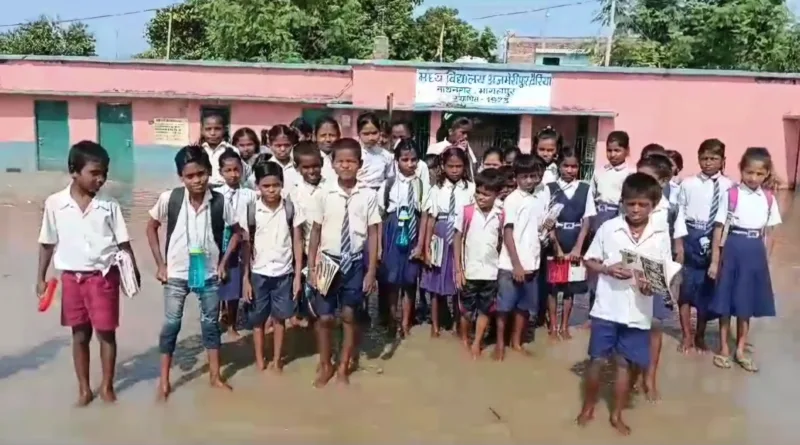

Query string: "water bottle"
[188, 247, 207, 291]
[222, 226, 233, 253]
[396, 208, 410, 248]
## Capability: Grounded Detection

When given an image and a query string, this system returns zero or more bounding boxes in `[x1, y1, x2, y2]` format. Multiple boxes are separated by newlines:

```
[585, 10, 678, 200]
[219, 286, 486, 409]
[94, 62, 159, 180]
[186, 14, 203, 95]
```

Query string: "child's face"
[516, 171, 542, 193]
[235, 136, 258, 161]
[622, 196, 655, 225]
[316, 123, 339, 154]
[297, 153, 322, 186]
[202, 117, 225, 147]
[443, 156, 465, 183]
[271, 134, 293, 162]
[258, 175, 283, 203]
[606, 141, 628, 166]
[181, 161, 210, 195]
[475, 186, 497, 211]
[333, 148, 361, 181]
[559, 156, 580, 182]
[536, 139, 558, 164]
[699, 151, 724, 177]
[449, 126, 470, 148]
[638, 166, 668, 188]
[741, 160, 769, 190]
[72, 160, 107, 194]
[500, 180, 515, 200]
[396, 149, 418, 177]
[220, 159, 242, 187]
[358, 123, 381, 148]
[482, 153, 503, 170]
[504, 152, 517, 166]
[391, 125, 411, 146]
[379, 132, 390, 149]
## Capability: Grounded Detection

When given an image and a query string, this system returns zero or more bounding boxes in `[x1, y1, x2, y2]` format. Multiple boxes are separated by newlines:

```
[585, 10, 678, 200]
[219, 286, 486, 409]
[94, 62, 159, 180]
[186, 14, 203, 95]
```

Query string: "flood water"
[1, 172, 797, 445]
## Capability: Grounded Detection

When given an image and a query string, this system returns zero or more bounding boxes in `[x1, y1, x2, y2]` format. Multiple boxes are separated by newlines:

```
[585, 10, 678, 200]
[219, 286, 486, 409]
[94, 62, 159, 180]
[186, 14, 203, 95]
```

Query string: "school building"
[2, 55, 800, 187]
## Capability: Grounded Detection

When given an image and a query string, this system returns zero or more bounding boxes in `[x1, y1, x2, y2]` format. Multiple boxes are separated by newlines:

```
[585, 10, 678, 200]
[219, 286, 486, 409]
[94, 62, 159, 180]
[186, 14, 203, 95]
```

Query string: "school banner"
[415, 69, 552, 110]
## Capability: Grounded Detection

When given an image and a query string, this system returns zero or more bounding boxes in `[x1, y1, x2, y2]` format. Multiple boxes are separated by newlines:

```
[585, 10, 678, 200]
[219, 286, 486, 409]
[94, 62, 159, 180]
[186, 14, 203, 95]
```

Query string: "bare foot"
[314, 364, 335, 388]
[268, 360, 283, 374]
[609, 414, 631, 435]
[580, 320, 592, 330]
[156, 381, 171, 402]
[561, 328, 573, 340]
[643, 383, 660, 403]
[209, 377, 233, 391]
[348, 357, 360, 374]
[677, 340, 694, 355]
[255, 358, 266, 371]
[511, 345, 532, 357]
[226, 328, 242, 341]
[99, 385, 117, 403]
[548, 329, 560, 341]
[470, 342, 481, 360]
[492, 346, 505, 362]
[430, 327, 441, 338]
[336, 366, 350, 385]
[694, 337, 710, 354]
[75, 390, 95, 407]
[576, 406, 594, 427]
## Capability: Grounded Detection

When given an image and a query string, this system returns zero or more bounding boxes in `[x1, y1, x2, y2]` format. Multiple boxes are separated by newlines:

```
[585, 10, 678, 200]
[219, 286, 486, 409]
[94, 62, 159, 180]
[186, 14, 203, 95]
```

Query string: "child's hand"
[542, 218, 556, 232]
[512, 265, 526, 283]
[605, 263, 632, 280]
[156, 264, 168, 284]
[217, 264, 228, 283]
[638, 281, 653, 296]
[568, 248, 582, 263]
[707, 261, 719, 280]
[308, 267, 317, 289]
[363, 271, 377, 294]
[242, 279, 253, 302]
[292, 275, 302, 301]
[424, 251, 432, 267]
[409, 244, 422, 260]
[555, 247, 565, 260]
[455, 270, 466, 290]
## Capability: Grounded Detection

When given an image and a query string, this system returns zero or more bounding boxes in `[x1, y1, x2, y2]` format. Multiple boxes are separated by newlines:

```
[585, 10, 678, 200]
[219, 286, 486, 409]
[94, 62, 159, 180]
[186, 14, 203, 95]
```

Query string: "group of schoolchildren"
[36, 111, 782, 436]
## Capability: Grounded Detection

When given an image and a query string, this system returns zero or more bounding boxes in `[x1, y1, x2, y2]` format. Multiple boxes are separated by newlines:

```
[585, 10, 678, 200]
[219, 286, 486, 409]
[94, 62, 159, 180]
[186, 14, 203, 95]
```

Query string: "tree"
[0, 16, 95, 56]
[138, 0, 496, 63]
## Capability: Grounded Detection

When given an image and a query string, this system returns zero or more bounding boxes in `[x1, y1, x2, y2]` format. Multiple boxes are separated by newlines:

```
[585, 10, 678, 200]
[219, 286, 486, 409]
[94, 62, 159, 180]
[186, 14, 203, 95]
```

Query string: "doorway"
[97, 103, 134, 183]
[35, 100, 70, 172]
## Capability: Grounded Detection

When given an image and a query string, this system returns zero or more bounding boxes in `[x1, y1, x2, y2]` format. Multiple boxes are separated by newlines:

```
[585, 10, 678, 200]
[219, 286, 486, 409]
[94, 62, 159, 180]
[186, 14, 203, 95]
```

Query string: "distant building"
[506, 36, 599, 66]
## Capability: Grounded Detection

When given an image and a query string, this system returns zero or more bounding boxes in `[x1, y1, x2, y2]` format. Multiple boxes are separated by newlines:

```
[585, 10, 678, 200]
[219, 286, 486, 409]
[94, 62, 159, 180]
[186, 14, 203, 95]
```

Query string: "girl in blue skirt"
[217, 149, 259, 339]
[421, 147, 474, 337]
[709, 147, 781, 372]
[378, 140, 428, 338]
[546, 148, 595, 340]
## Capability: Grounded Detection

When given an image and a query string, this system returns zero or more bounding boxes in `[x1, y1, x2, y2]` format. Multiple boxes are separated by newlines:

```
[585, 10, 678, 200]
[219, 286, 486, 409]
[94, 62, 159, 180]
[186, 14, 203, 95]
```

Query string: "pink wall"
[0, 97, 34, 141]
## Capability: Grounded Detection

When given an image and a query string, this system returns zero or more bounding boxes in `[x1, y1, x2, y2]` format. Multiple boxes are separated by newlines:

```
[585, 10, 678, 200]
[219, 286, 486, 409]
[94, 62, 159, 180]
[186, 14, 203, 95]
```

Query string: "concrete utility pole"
[604, 0, 616, 66]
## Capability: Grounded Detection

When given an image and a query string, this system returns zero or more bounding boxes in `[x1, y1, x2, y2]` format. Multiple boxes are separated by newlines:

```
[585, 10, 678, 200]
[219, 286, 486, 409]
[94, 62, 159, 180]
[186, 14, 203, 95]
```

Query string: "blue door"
[35, 101, 70, 172]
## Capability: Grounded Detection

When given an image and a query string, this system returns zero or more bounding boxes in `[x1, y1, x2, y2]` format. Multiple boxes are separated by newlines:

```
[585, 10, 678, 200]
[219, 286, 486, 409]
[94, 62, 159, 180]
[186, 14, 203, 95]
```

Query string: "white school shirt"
[269, 157, 300, 191]
[654, 196, 687, 239]
[38, 186, 130, 273]
[216, 184, 258, 235]
[678, 173, 733, 223]
[358, 145, 394, 189]
[585, 216, 681, 329]
[591, 163, 633, 204]
[149, 188, 237, 280]
[423, 180, 476, 216]
[454, 205, 503, 280]
[377, 171, 431, 214]
[203, 141, 238, 186]
[668, 180, 680, 205]
[321, 152, 336, 182]
[542, 163, 559, 185]
[553, 179, 597, 219]
[289, 179, 326, 254]
[312, 182, 382, 256]
[251, 198, 305, 277]
[713, 184, 782, 229]
[498, 185, 551, 272]
[426, 141, 479, 177]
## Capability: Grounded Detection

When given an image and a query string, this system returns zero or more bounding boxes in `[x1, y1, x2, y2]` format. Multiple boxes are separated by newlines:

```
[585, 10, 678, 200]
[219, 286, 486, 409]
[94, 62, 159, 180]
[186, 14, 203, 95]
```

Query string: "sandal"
[713, 354, 732, 369]
[734, 353, 759, 373]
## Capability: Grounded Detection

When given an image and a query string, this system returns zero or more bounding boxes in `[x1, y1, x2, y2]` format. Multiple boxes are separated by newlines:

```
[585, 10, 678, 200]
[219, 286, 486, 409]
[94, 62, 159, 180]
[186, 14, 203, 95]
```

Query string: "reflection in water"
[0, 173, 797, 444]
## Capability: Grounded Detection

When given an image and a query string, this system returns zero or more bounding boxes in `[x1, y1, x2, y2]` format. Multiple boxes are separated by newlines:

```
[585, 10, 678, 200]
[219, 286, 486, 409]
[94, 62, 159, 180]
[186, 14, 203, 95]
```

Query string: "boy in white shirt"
[146, 145, 243, 401]
[37, 141, 139, 406]
[497, 154, 551, 360]
[308, 138, 381, 387]
[242, 162, 305, 373]
[453, 169, 504, 359]
[577, 173, 681, 435]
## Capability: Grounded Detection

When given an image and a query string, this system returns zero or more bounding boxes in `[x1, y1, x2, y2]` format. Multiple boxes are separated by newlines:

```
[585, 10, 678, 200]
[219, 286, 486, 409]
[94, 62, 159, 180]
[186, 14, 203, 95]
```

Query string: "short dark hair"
[174, 145, 212, 177]
[607, 131, 630, 149]
[698, 138, 725, 157]
[391, 119, 413, 134]
[218, 147, 242, 169]
[474, 168, 504, 194]
[502, 145, 522, 159]
[666, 150, 683, 172]
[497, 165, 515, 183]
[68, 140, 110, 174]
[424, 153, 440, 169]
[641, 143, 666, 159]
[637, 153, 673, 181]
[513, 153, 546, 176]
[621, 172, 662, 204]
[253, 160, 284, 185]
[293, 141, 322, 165]
[331, 137, 361, 161]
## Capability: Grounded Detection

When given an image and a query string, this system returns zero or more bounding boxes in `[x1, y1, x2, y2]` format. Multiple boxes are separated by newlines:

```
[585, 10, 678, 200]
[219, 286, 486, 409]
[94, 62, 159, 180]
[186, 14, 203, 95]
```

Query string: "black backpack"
[165, 187, 224, 256]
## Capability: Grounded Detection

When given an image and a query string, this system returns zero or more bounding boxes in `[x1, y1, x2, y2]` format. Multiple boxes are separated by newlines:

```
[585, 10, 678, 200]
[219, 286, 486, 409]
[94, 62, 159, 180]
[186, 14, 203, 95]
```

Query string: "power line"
[472, 0, 598, 20]
[0, 3, 181, 28]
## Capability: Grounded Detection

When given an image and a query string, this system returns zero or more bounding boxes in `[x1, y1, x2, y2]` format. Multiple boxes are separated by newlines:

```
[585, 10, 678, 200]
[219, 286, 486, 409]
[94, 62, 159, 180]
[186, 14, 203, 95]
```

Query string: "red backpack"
[462, 204, 505, 252]
[727, 186, 774, 226]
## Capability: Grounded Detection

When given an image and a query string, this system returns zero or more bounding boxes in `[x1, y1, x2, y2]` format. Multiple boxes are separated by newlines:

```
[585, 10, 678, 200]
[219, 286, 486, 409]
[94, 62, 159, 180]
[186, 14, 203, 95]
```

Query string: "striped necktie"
[340, 197, 353, 274]
[446, 187, 456, 246]
[407, 180, 418, 241]
[707, 178, 719, 234]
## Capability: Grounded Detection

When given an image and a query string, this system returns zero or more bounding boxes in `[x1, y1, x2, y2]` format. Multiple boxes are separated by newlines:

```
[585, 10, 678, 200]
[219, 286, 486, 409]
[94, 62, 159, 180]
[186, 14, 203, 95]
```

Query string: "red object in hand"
[38, 278, 58, 312]
[547, 258, 570, 284]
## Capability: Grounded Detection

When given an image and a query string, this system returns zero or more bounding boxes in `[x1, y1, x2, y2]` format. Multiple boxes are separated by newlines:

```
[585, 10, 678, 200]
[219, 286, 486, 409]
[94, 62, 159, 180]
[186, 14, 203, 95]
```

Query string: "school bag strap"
[727, 184, 774, 227]
[165, 187, 225, 257]
[284, 196, 295, 228]
[461, 203, 505, 253]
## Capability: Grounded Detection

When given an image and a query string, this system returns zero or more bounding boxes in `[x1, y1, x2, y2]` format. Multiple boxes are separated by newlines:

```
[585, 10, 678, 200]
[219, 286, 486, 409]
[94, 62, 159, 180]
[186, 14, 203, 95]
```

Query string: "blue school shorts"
[587, 317, 650, 368]
[249, 272, 294, 325]
[313, 259, 365, 318]
[496, 270, 539, 313]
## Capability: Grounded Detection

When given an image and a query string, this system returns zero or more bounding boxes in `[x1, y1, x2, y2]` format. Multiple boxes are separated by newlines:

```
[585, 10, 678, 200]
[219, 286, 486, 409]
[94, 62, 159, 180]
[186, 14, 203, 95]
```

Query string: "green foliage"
[0, 16, 96, 56]
[595, 0, 800, 72]
[138, 0, 497, 63]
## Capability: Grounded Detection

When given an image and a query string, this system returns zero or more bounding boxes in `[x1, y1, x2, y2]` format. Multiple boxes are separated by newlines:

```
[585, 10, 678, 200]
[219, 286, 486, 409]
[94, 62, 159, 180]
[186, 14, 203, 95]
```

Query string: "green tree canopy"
[0, 16, 96, 56]
[139, 0, 497, 63]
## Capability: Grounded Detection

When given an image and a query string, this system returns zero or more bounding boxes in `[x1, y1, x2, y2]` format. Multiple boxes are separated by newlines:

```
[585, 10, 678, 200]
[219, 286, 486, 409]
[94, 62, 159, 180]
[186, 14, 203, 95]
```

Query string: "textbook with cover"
[620, 249, 680, 300]
[314, 253, 340, 297]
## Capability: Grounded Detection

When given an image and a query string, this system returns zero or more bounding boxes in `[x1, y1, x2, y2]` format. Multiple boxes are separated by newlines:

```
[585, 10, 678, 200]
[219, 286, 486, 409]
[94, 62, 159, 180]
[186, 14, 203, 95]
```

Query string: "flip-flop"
[713, 354, 732, 369]
[734, 354, 759, 373]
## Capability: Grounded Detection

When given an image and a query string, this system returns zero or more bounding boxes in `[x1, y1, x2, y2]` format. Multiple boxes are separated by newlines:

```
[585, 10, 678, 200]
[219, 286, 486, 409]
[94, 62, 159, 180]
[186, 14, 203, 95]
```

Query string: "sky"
[1, 0, 605, 59]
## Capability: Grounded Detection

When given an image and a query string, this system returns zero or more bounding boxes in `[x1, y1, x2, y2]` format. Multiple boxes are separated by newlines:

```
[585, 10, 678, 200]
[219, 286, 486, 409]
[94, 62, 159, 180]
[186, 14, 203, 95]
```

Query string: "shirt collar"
[54, 185, 108, 211]
[699, 172, 721, 181]
[656, 196, 670, 211]
[604, 163, 628, 171]
[203, 141, 232, 153]
[327, 180, 365, 197]
[737, 183, 763, 196]
[556, 178, 576, 190]
[255, 197, 288, 213]
[269, 157, 294, 171]
[609, 215, 665, 242]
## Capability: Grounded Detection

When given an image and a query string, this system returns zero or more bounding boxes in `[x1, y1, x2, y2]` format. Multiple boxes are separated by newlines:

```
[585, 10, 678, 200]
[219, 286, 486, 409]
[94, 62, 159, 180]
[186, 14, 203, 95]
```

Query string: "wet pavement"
[0, 172, 797, 445]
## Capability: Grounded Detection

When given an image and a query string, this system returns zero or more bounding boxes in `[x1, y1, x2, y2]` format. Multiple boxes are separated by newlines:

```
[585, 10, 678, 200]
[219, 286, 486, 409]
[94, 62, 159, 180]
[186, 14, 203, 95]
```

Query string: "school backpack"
[383, 176, 424, 214]
[727, 185, 774, 225]
[166, 187, 225, 256]
[462, 204, 505, 253]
